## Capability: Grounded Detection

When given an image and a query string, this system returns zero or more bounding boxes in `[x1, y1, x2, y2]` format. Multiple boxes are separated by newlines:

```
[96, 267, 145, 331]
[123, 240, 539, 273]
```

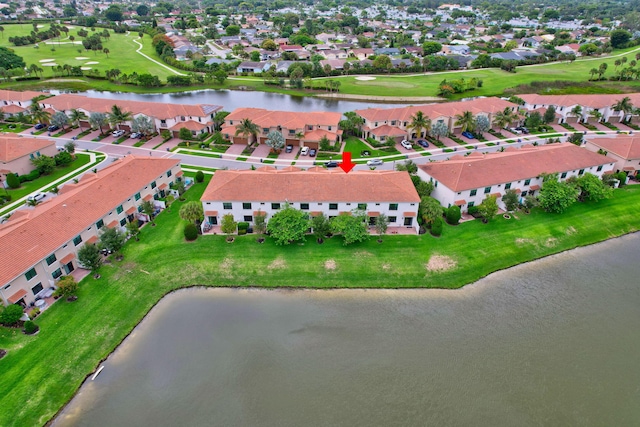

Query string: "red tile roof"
[368, 125, 406, 137]
[0, 156, 179, 287]
[1, 104, 27, 113]
[169, 120, 212, 131]
[587, 136, 640, 160]
[225, 108, 341, 132]
[8, 288, 27, 303]
[419, 143, 612, 191]
[0, 136, 55, 163]
[201, 169, 420, 203]
[0, 90, 45, 102]
[519, 93, 640, 109]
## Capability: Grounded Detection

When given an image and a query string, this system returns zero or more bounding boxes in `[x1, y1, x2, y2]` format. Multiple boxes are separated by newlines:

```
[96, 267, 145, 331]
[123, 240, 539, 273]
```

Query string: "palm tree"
[589, 68, 598, 80]
[454, 110, 475, 133]
[612, 96, 633, 121]
[407, 110, 431, 139]
[69, 109, 87, 128]
[108, 104, 132, 131]
[234, 118, 260, 145]
[213, 110, 229, 131]
[570, 105, 583, 122]
[492, 107, 515, 129]
[29, 100, 51, 125]
[589, 109, 603, 123]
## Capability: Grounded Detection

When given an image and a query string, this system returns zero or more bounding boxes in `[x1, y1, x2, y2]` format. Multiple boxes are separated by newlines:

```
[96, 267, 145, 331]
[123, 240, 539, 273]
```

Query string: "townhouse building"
[520, 93, 640, 124]
[355, 97, 518, 143]
[584, 136, 640, 176]
[417, 143, 615, 212]
[0, 89, 47, 117]
[201, 167, 421, 232]
[0, 136, 58, 176]
[221, 108, 342, 149]
[41, 94, 222, 137]
[0, 156, 182, 307]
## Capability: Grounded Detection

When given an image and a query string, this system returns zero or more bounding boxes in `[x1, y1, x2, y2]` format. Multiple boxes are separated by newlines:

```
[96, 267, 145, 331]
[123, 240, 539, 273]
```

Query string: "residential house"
[417, 143, 614, 212]
[0, 90, 46, 117]
[441, 44, 469, 55]
[584, 136, 640, 176]
[42, 94, 222, 138]
[200, 167, 421, 232]
[374, 47, 400, 56]
[0, 156, 182, 307]
[0, 136, 57, 176]
[221, 108, 342, 149]
[322, 49, 348, 60]
[319, 59, 346, 70]
[519, 93, 640, 124]
[349, 48, 374, 60]
[236, 61, 273, 74]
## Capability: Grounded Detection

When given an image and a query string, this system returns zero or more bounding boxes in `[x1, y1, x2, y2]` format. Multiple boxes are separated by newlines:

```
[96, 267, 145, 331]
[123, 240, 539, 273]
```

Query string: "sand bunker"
[355, 76, 376, 81]
[81, 67, 91, 70]
[39, 59, 55, 63]
[85, 61, 99, 65]
[425, 255, 457, 272]
[324, 259, 337, 270]
[41, 63, 58, 67]
[75, 56, 89, 60]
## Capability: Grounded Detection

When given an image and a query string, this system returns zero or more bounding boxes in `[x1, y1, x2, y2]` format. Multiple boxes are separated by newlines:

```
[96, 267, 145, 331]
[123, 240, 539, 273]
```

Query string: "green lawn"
[0, 123, 32, 133]
[343, 137, 401, 161]
[1, 180, 640, 427]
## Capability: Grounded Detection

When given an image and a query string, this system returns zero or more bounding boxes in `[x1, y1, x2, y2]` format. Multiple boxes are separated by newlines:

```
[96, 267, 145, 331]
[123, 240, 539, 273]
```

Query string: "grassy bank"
[0, 178, 639, 426]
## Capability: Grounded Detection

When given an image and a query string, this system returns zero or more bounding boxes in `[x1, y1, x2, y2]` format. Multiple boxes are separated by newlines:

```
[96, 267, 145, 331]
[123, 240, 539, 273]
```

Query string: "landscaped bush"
[23, 320, 39, 335]
[6, 173, 20, 189]
[467, 205, 479, 216]
[445, 205, 461, 225]
[237, 222, 249, 231]
[195, 170, 204, 183]
[184, 223, 198, 241]
[1, 304, 24, 326]
[430, 216, 443, 236]
[18, 170, 41, 183]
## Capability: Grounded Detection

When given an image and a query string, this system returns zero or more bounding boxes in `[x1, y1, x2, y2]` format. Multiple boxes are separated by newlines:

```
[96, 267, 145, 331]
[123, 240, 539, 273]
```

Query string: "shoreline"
[314, 93, 446, 102]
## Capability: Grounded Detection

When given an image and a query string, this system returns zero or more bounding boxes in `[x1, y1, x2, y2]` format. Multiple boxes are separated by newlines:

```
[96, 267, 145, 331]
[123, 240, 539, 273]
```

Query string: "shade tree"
[266, 204, 308, 245]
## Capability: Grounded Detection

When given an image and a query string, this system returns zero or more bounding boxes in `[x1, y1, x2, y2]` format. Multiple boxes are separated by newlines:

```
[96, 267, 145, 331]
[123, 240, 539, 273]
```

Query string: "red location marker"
[339, 151, 356, 173]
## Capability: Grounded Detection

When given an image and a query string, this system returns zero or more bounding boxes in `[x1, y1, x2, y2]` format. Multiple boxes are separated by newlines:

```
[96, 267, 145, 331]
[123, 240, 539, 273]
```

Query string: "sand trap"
[41, 63, 58, 67]
[75, 56, 89, 60]
[425, 255, 457, 272]
[81, 67, 92, 70]
[39, 59, 55, 62]
[355, 76, 376, 81]
[85, 61, 99, 65]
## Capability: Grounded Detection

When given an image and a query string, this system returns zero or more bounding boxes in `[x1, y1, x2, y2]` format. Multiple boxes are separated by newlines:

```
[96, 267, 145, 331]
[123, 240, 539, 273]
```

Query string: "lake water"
[53, 234, 640, 427]
[66, 89, 416, 113]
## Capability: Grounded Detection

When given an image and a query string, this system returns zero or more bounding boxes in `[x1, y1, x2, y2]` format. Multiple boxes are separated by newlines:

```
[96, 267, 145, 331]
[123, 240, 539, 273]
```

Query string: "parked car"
[34, 123, 46, 130]
[57, 146, 66, 152]
[417, 139, 429, 148]
[130, 132, 142, 139]
[366, 159, 384, 166]
[515, 127, 529, 134]
[401, 140, 412, 149]
[509, 128, 523, 135]
[112, 130, 126, 137]
[300, 146, 309, 156]
[27, 192, 46, 202]
[47, 125, 59, 132]
[285, 144, 293, 153]
[461, 131, 475, 139]
[325, 161, 339, 168]
[309, 148, 317, 157]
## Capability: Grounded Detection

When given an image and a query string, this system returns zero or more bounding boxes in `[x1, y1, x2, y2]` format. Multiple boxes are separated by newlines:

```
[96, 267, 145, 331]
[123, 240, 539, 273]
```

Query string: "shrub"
[237, 222, 249, 231]
[195, 170, 204, 183]
[445, 205, 461, 225]
[23, 320, 39, 335]
[467, 205, 479, 215]
[1, 304, 24, 326]
[184, 223, 198, 241]
[6, 173, 20, 189]
[430, 216, 443, 236]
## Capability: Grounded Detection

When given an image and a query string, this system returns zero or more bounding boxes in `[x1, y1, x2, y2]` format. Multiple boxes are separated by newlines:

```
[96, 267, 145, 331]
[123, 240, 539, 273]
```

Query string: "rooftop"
[587, 136, 640, 160]
[0, 136, 55, 163]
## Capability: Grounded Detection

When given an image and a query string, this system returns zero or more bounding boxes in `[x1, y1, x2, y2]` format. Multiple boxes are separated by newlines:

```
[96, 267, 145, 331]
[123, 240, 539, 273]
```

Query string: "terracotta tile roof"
[519, 93, 640, 109]
[303, 129, 340, 142]
[86, 236, 98, 244]
[403, 212, 416, 217]
[126, 206, 136, 214]
[587, 136, 640, 160]
[225, 108, 341, 131]
[45, 94, 222, 120]
[1, 104, 27, 113]
[8, 288, 28, 303]
[355, 97, 517, 123]
[0, 136, 55, 163]
[169, 120, 212, 131]
[201, 169, 420, 203]
[0, 156, 179, 287]
[419, 143, 612, 192]
[59, 253, 75, 264]
[368, 211, 380, 216]
[205, 210, 218, 216]
[368, 125, 406, 137]
[454, 200, 466, 206]
[0, 90, 45, 102]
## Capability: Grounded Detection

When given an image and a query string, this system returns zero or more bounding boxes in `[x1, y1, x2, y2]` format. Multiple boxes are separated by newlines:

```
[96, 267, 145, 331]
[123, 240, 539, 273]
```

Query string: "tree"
[310, 213, 330, 243]
[108, 104, 132, 130]
[407, 111, 431, 139]
[6, 172, 19, 189]
[454, 111, 475, 133]
[235, 118, 259, 145]
[329, 211, 369, 245]
[430, 216, 443, 236]
[474, 115, 490, 136]
[195, 170, 204, 183]
[179, 201, 204, 226]
[89, 112, 108, 133]
[372, 54, 392, 72]
[477, 195, 498, 222]
[575, 173, 612, 202]
[51, 111, 70, 130]
[214, 69, 227, 84]
[610, 29, 631, 49]
[31, 155, 56, 175]
[612, 96, 633, 118]
[55, 151, 73, 166]
[77, 243, 102, 276]
[431, 121, 449, 140]
[54, 275, 78, 299]
[375, 214, 389, 240]
[29, 100, 50, 125]
[493, 107, 515, 129]
[539, 175, 579, 213]
[422, 41, 442, 55]
[445, 205, 461, 225]
[131, 115, 155, 136]
[254, 211, 267, 240]
[213, 111, 230, 132]
[100, 226, 126, 254]
[141, 200, 156, 225]
[179, 127, 193, 140]
[543, 106, 557, 124]
[419, 196, 444, 226]
[220, 213, 237, 234]
[265, 130, 285, 151]
[502, 189, 519, 212]
[0, 304, 23, 326]
[184, 223, 198, 241]
[0, 46, 25, 70]
[126, 220, 140, 241]
[598, 62, 608, 79]
[226, 25, 241, 36]
[567, 133, 584, 145]
[136, 4, 149, 16]
[395, 160, 418, 175]
[525, 112, 543, 130]
[266, 204, 308, 245]
[69, 109, 86, 128]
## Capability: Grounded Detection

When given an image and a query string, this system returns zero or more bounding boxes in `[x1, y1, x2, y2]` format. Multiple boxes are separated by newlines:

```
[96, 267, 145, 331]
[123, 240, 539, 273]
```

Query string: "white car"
[366, 159, 384, 166]
[112, 130, 126, 137]
[401, 140, 412, 149]
[27, 192, 46, 202]
[300, 147, 309, 156]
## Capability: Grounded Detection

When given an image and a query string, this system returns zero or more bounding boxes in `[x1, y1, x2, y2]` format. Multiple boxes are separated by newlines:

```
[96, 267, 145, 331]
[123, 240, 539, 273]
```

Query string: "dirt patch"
[112, 262, 137, 280]
[324, 259, 337, 270]
[515, 238, 535, 246]
[354, 251, 373, 258]
[545, 237, 558, 248]
[267, 258, 287, 270]
[425, 255, 457, 272]
[566, 226, 577, 235]
[219, 258, 234, 278]
[381, 263, 392, 271]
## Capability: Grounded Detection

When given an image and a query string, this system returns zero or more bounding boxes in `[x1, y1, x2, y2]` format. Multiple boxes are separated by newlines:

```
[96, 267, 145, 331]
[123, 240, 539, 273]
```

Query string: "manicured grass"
[343, 137, 401, 159]
[0, 123, 31, 133]
[0, 179, 639, 426]
[182, 164, 217, 172]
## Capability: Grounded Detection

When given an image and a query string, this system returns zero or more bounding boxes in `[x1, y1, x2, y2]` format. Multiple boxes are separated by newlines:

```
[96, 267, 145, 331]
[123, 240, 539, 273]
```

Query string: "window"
[135, 192, 141, 201]
[25, 268, 37, 281]
[470, 189, 477, 196]
[300, 203, 309, 210]
[389, 203, 398, 211]
[505, 183, 511, 190]
[329, 203, 338, 210]
[223, 202, 232, 210]
[167, 170, 172, 178]
[120, 218, 127, 226]
[138, 205, 143, 213]
[468, 201, 475, 208]
[597, 165, 603, 172]
[388, 216, 397, 223]
[391, 120, 396, 125]
[289, 129, 295, 135]
[31, 282, 43, 296]
[244, 215, 253, 222]
[271, 203, 281, 210]
[404, 217, 413, 226]
[357, 203, 367, 210]
[484, 186, 491, 194]
[45, 254, 57, 266]
[521, 191, 528, 197]
[242, 202, 251, 210]
[578, 169, 585, 175]
[116, 205, 123, 214]
[52, 269, 62, 280]
[96, 219, 104, 229]
[151, 181, 157, 189]
[561, 172, 567, 179]
[524, 179, 531, 186]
